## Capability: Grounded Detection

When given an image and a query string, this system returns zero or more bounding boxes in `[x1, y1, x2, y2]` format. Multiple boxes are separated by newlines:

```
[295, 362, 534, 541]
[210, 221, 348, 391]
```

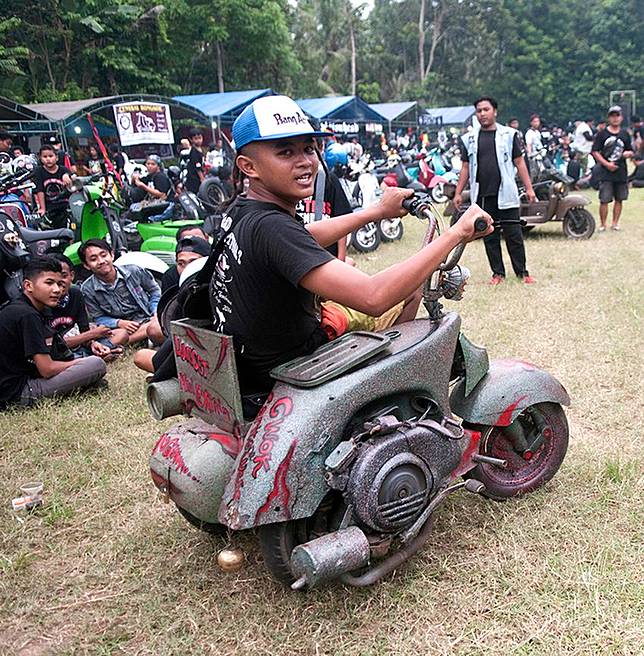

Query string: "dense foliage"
[2, 0, 642, 124]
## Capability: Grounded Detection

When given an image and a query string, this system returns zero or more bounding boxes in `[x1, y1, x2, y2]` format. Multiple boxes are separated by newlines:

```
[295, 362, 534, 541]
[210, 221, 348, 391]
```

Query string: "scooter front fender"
[450, 358, 570, 427]
[555, 193, 591, 220]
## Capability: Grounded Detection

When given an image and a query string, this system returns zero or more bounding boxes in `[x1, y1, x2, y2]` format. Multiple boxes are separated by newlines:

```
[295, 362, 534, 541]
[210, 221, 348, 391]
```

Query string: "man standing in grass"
[454, 96, 536, 285]
[0, 257, 106, 408]
[592, 106, 634, 232]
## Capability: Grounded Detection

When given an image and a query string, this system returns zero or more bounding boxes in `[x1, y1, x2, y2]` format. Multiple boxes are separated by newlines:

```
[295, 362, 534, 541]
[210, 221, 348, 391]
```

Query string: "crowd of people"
[0, 96, 642, 412]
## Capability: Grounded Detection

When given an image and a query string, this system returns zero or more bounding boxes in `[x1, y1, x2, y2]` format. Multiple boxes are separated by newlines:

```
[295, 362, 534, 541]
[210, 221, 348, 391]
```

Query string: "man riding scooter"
[209, 95, 493, 411]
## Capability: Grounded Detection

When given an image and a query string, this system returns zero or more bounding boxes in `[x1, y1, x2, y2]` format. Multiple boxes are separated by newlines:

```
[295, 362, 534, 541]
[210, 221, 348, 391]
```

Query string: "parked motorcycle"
[0, 208, 73, 301]
[337, 156, 401, 253]
[64, 174, 167, 278]
[0, 161, 39, 228]
[147, 192, 570, 590]
[444, 167, 594, 239]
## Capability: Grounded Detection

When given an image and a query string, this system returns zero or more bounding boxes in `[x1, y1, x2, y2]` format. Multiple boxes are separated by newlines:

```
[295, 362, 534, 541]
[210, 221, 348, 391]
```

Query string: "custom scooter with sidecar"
[147, 193, 570, 589]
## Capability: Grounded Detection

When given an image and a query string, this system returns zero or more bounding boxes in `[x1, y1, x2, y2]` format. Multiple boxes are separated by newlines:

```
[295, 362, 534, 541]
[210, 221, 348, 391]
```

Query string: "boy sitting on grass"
[48, 253, 122, 361]
[0, 257, 106, 409]
[210, 96, 492, 413]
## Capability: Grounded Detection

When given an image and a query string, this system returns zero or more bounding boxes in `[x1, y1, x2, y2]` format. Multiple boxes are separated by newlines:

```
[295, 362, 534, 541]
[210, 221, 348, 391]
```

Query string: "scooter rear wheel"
[464, 402, 568, 500]
[258, 519, 311, 585]
[258, 494, 344, 585]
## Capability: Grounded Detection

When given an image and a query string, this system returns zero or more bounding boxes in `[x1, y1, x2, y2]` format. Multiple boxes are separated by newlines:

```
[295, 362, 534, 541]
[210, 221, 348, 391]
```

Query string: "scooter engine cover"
[345, 432, 435, 533]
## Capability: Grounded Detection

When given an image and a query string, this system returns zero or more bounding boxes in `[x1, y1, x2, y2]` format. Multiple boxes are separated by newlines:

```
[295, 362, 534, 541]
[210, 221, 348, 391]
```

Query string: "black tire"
[351, 222, 381, 252]
[257, 519, 310, 585]
[198, 178, 227, 209]
[378, 218, 404, 242]
[563, 207, 595, 239]
[464, 402, 568, 500]
[257, 494, 343, 586]
[177, 506, 227, 536]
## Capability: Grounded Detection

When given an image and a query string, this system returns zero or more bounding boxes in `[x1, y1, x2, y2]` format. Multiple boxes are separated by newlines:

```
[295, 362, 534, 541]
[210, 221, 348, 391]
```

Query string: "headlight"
[553, 181, 566, 196]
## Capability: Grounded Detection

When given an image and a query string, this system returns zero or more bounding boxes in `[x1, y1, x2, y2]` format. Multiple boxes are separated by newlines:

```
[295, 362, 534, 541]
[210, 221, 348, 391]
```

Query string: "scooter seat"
[20, 225, 74, 242]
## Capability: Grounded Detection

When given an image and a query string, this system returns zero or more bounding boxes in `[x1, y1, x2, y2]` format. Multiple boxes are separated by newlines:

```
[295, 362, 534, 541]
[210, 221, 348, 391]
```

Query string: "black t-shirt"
[210, 197, 334, 395]
[48, 285, 90, 335]
[161, 266, 180, 294]
[113, 153, 126, 174]
[185, 146, 204, 194]
[459, 131, 523, 198]
[295, 171, 352, 257]
[32, 164, 71, 210]
[0, 295, 50, 405]
[592, 128, 632, 182]
[141, 171, 175, 201]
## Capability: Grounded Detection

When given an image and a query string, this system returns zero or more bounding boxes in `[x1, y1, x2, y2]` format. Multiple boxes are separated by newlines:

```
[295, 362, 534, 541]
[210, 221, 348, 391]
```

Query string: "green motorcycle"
[64, 174, 196, 276]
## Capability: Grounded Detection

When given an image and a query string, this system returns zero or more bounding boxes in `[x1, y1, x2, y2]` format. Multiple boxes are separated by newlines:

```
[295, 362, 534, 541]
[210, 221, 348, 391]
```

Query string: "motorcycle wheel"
[258, 494, 343, 586]
[430, 183, 448, 204]
[464, 402, 568, 500]
[177, 506, 226, 536]
[378, 218, 404, 242]
[198, 178, 227, 208]
[562, 207, 595, 239]
[350, 222, 381, 252]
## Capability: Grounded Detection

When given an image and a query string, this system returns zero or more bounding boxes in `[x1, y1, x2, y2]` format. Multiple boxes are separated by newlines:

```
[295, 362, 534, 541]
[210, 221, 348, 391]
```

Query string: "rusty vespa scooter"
[147, 192, 570, 590]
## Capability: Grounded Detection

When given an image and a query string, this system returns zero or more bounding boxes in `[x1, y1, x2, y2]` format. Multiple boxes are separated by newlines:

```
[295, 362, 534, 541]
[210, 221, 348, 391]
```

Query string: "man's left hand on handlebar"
[449, 203, 494, 242]
[377, 186, 414, 218]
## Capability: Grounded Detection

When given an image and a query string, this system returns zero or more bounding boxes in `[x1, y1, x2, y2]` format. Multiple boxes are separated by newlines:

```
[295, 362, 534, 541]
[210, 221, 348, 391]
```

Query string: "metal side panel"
[450, 358, 570, 427]
[219, 313, 462, 530]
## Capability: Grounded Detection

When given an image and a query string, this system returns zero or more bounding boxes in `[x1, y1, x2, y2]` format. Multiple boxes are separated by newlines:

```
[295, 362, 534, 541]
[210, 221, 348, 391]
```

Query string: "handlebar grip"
[474, 217, 489, 233]
[401, 196, 416, 211]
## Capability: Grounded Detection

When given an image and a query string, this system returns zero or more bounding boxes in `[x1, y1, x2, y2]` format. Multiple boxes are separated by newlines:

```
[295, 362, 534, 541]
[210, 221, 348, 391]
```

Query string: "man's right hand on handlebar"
[377, 185, 414, 218]
[448, 203, 493, 242]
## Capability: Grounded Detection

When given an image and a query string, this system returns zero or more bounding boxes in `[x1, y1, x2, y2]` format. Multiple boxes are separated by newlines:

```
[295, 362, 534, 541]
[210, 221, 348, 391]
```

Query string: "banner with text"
[113, 102, 174, 146]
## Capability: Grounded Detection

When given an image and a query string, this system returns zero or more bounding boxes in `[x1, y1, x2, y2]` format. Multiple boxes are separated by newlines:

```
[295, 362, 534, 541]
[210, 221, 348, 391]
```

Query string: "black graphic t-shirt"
[210, 197, 334, 395]
[185, 146, 204, 194]
[295, 171, 352, 257]
[459, 131, 522, 198]
[592, 128, 632, 182]
[141, 171, 175, 201]
[48, 285, 90, 336]
[0, 295, 50, 406]
[32, 164, 71, 210]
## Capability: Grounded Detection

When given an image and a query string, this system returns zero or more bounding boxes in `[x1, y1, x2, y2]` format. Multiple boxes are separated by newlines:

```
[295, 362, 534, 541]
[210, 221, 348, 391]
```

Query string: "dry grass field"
[1, 189, 642, 655]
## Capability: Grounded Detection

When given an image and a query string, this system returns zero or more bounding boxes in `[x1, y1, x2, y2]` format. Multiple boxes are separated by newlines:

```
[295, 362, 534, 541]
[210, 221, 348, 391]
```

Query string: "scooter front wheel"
[464, 402, 568, 500]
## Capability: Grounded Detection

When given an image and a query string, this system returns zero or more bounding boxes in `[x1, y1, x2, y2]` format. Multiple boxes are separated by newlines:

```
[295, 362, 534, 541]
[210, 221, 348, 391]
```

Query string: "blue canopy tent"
[369, 101, 418, 132]
[173, 89, 274, 129]
[419, 105, 475, 128]
[296, 96, 386, 134]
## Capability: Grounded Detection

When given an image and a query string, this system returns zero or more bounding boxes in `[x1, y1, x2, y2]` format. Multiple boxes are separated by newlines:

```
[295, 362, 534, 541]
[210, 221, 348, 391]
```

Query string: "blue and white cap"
[232, 95, 330, 151]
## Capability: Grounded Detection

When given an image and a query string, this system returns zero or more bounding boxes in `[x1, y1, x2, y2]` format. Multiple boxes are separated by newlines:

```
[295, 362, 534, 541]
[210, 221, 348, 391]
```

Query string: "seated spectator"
[160, 224, 210, 292]
[108, 143, 128, 177]
[32, 145, 72, 229]
[135, 235, 211, 373]
[0, 257, 107, 409]
[49, 253, 124, 360]
[629, 149, 644, 187]
[131, 154, 175, 222]
[79, 239, 162, 346]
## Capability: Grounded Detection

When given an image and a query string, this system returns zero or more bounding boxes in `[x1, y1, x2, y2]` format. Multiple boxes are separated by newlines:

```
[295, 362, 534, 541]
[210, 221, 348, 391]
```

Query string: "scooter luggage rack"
[270, 331, 391, 388]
